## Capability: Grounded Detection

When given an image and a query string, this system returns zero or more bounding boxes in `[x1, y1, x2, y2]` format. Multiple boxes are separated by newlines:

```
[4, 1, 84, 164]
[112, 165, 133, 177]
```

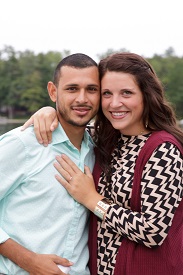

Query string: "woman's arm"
[21, 107, 58, 146]
[54, 144, 183, 248]
[102, 143, 183, 247]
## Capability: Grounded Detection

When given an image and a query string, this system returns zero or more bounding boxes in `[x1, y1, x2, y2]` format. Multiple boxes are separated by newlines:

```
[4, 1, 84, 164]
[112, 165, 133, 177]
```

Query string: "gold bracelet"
[94, 198, 114, 220]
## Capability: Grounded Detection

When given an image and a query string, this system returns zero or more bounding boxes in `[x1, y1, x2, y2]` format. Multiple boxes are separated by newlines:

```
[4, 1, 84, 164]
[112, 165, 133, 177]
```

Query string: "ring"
[69, 176, 72, 182]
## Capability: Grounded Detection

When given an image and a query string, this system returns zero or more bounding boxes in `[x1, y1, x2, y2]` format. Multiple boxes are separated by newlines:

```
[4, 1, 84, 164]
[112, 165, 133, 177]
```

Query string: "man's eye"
[67, 87, 77, 91]
[88, 87, 98, 92]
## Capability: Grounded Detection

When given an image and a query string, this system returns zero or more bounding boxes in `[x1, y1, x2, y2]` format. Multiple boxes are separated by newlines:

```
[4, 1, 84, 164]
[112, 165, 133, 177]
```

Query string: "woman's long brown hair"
[93, 52, 183, 174]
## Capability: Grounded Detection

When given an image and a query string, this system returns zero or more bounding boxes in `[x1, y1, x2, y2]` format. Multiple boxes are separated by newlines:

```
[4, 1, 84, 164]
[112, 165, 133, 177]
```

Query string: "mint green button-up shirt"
[0, 124, 95, 275]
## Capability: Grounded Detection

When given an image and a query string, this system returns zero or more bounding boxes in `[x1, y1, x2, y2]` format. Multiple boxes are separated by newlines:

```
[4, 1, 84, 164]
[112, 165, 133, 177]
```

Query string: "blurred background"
[0, 0, 183, 134]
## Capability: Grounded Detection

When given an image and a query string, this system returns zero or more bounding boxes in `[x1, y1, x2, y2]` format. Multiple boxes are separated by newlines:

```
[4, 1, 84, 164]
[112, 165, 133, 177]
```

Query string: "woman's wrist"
[82, 192, 115, 221]
[84, 193, 104, 212]
[93, 197, 115, 221]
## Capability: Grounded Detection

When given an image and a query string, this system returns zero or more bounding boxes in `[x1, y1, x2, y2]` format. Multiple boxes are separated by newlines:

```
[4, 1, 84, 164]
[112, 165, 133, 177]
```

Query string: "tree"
[0, 46, 182, 119]
[97, 47, 129, 60]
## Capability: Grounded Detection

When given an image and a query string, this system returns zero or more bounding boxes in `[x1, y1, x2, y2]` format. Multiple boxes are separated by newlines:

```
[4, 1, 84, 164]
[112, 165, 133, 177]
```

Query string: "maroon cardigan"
[88, 131, 183, 275]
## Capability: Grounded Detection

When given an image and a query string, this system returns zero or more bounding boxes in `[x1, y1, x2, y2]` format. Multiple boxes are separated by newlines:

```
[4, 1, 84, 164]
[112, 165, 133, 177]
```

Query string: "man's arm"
[0, 134, 72, 274]
[0, 239, 73, 275]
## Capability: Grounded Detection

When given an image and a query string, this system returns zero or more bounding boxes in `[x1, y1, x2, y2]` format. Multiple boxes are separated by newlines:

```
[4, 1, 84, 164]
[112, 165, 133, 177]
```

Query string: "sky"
[0, 0, 183, 61]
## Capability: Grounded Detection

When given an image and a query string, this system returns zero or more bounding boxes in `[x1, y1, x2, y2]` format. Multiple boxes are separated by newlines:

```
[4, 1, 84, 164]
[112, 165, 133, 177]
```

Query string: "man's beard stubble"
[58, 109, 92, 128]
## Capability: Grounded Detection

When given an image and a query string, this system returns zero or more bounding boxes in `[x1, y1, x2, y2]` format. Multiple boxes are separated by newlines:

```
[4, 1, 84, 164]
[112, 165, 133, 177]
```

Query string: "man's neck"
[65, 126, 85, 150]
[58, 120, 85, 150]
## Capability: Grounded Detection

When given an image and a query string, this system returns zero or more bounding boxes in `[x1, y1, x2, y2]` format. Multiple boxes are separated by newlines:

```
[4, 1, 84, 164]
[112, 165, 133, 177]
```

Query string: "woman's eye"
[123, 90, 132, 96]
[102, 91, 111, 96]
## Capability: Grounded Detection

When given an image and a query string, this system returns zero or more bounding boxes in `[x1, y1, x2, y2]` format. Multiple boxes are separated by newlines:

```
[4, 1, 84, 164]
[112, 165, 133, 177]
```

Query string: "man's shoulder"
[0, 126, 36, 156]
[4, 125, 39, 147]
[0, 126, 22, 142]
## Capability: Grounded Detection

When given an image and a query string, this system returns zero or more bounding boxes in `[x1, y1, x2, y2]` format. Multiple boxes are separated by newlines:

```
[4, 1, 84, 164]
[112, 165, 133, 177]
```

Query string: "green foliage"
[148, 50, 183, 119]
[0, 45, 183, 119]
[97, 47, 129, 60]
[0, 46, 69, 117]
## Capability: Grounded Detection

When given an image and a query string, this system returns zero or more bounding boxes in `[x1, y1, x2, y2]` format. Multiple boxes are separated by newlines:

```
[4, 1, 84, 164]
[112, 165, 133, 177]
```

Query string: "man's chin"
[68, 119, 90, 128]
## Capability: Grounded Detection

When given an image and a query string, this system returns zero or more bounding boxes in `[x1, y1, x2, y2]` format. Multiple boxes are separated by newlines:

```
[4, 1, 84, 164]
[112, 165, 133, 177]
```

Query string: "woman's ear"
[47, 81, 57, 102]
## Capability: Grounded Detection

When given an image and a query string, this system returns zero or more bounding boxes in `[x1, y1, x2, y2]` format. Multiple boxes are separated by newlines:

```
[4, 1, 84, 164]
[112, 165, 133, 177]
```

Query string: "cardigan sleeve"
[104, 142, 183, 248]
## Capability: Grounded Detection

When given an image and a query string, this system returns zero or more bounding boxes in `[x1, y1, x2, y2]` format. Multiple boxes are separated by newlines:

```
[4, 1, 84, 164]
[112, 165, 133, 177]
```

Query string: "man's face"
[48, 66, 100, 130]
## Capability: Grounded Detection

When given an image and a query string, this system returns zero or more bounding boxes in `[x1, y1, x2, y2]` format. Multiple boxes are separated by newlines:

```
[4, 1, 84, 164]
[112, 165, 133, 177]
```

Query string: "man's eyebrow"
[87, 84, 100, 87]
[65, 84, 78, 87]
[65, 84, 99, 87]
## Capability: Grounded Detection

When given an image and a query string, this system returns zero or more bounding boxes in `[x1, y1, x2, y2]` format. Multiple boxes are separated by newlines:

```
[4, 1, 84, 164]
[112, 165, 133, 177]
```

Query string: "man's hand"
[0, 239, 73, 275]
[28, 253, 73, 275]
[21, 106, 58, 146]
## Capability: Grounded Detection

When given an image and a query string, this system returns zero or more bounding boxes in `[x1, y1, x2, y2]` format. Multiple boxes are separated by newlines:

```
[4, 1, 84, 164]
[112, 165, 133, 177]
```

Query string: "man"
[0, 53, 100, 275]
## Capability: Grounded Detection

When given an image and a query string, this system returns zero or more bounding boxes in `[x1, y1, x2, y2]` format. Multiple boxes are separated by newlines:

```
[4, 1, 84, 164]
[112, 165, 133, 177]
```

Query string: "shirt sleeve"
[104, 142, 183, 248]
[0, 131, 27, 243]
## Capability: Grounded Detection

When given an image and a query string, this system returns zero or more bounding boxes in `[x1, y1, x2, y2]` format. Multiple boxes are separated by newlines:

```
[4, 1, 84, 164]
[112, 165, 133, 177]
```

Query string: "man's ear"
[47, 81, 57, 102]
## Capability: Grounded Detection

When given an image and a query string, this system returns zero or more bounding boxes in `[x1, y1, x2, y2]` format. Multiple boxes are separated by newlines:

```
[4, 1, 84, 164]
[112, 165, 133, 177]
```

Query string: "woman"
[25, 53, 183, 274]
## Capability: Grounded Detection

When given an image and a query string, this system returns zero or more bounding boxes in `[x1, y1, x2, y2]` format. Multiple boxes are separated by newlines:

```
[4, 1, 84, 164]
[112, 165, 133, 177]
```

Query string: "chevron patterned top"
[96, 133, 183, 275]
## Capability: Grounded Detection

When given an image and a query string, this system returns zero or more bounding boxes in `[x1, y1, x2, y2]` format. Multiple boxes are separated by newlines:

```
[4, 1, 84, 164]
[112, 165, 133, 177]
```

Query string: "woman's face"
[101, 71, 145, 135]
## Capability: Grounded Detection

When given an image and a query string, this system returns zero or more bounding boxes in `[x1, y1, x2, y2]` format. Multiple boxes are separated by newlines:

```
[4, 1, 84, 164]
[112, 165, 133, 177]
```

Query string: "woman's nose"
[110, 96, 123, 108]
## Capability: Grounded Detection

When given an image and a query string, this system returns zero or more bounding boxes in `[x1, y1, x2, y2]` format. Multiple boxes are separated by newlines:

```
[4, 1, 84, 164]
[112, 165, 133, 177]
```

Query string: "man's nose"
[76, 90, 88, 103]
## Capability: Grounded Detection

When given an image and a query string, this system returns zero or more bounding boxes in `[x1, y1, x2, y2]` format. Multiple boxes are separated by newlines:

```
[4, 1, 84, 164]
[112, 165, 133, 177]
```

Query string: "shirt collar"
[52, 123, 94, 147]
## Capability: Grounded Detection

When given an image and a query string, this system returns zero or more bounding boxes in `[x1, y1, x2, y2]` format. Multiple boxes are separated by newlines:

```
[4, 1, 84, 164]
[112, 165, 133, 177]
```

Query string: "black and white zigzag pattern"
[97, 134, 183, 275]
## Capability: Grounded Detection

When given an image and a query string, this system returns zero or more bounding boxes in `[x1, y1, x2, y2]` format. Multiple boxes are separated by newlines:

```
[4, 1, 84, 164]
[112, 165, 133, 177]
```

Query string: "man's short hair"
[53, 53, 98, 86]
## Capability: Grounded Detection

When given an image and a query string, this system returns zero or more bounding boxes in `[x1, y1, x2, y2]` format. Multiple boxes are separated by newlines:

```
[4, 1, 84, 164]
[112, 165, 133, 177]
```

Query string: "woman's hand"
[54, 154, 103, 211]
[21, 107, 58, 146]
